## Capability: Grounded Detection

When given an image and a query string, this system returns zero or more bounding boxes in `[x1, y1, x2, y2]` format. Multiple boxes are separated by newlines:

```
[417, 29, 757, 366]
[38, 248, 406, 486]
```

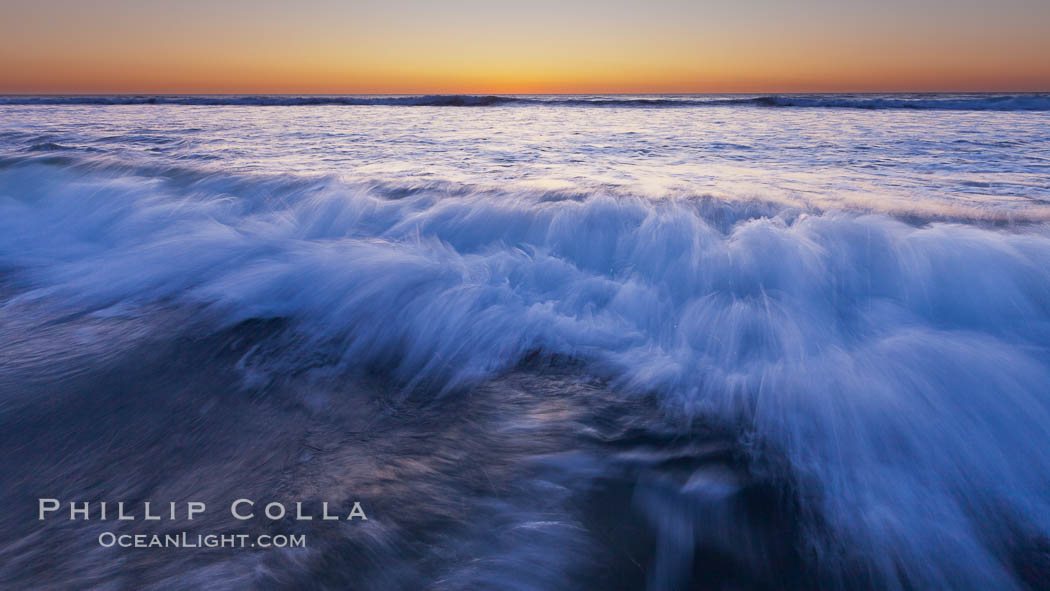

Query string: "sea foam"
[2, 157, 1050, 587]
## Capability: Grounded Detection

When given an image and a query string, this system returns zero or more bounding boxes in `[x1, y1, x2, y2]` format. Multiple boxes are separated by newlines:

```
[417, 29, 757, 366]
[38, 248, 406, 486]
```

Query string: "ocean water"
[1, 95, 1050, 590]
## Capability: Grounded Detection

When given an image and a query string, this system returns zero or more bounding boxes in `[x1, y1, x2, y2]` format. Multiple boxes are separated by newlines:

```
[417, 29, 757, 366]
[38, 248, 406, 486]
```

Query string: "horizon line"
[3, 90, 1049, 97]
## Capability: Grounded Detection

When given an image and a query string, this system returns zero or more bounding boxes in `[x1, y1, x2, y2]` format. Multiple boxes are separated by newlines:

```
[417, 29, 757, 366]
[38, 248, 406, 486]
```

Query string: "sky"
[1, 0, 1048, 94]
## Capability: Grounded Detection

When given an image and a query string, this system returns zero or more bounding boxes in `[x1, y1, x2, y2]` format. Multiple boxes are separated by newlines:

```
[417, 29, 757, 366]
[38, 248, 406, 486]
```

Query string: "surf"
[2, 153, 1050, 587]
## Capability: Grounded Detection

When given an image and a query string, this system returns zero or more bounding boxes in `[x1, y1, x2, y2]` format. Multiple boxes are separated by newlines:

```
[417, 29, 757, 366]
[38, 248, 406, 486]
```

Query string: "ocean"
[1, 94, 1049, 590]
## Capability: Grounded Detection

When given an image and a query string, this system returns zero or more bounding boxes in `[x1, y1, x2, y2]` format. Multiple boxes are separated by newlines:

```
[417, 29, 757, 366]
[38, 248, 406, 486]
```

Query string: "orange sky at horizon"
[2, 0, 1049, 94]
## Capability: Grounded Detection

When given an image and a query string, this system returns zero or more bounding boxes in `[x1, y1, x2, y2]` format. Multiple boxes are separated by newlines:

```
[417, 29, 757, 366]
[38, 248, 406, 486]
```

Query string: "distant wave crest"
[2, 93, 1050, 110]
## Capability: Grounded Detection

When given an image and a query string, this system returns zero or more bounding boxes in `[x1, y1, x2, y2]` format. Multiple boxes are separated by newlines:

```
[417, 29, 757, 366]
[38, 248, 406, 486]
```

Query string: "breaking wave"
[3, 155, 1050, 588]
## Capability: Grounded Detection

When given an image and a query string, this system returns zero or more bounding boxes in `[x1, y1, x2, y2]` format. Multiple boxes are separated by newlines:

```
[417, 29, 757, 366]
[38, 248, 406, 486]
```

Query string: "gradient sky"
[2, 0, 1049, 94]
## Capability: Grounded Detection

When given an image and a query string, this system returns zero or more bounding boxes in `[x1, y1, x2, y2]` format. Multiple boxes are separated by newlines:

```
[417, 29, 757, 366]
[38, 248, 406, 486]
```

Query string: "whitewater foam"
[2, 156, 1050, 587]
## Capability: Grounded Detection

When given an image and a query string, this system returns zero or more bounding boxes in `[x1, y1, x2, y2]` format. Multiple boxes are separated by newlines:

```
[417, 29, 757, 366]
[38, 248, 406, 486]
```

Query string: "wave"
[2, 93, 1050, 110]
[3, 158, 1050, 588]
[744, 94, 1050, 110]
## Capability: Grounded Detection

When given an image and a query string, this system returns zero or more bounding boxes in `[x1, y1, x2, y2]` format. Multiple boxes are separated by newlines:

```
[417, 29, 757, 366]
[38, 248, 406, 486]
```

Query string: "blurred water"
[1, 97, 1049, 590]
